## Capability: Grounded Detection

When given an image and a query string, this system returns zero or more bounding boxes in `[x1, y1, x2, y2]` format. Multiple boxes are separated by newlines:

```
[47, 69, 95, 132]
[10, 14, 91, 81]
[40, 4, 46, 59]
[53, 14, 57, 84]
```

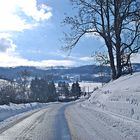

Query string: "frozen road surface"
[0, 103, 71, 140]
[1, 101, 140, 140]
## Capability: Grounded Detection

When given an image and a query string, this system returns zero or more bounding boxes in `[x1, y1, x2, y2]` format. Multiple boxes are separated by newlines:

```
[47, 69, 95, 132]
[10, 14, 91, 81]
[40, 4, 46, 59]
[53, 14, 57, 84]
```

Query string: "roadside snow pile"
[0, 102, 47, 121]
[87, 72, 140, 120]
[79, 82, 101, 92]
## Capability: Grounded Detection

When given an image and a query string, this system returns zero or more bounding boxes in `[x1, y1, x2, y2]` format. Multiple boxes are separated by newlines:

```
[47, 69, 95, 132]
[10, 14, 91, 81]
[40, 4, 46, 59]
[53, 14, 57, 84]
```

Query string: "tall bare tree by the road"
[63, 0, 140, 79]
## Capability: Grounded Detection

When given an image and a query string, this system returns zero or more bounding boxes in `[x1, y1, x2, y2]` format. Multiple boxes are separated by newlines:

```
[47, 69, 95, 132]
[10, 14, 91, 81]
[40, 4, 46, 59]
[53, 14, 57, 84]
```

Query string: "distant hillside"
[0, 63, 139, 82]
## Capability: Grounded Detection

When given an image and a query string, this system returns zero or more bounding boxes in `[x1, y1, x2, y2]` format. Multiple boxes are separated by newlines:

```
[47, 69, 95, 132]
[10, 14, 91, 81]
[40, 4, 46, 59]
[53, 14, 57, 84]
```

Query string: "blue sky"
[0, 0, 139, 67]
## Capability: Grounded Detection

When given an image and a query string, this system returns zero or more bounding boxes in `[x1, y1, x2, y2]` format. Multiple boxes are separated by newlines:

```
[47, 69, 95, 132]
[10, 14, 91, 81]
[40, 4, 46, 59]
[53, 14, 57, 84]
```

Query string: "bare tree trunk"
[116, 47, 122, 78]
[64, 0, 140, 80]
[107, 46, 116, 79]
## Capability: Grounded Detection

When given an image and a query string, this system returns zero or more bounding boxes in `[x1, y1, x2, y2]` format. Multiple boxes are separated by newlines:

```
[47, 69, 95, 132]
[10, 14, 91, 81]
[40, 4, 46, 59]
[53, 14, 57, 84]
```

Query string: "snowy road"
[66, 102, 140, 140]
[0, 103, 71, 140]
[1, 101, 140, 140]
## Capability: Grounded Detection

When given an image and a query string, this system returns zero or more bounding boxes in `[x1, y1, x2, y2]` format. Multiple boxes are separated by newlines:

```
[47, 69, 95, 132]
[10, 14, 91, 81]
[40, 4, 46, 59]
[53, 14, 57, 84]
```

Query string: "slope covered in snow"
[87, 72, 140, 120]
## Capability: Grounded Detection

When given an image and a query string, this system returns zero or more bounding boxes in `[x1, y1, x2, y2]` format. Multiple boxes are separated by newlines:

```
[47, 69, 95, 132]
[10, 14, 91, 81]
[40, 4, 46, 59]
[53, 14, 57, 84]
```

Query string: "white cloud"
[0, 33, 12, 38]
[50, 51, 94, 63]
[0, 38, 16, 53]
[0, 36, 76, 67]
[0, 13, 36, 32]
[0, 0, 52, 32]
[17, 0, 52, 22]
[0, 52, 76, 67]
[131, 53, 140, 63]
[85, 30, 105, 43]
[79, 57, 93, 61]
[40, 4, 52, 11]
[0, 0, 53, 67]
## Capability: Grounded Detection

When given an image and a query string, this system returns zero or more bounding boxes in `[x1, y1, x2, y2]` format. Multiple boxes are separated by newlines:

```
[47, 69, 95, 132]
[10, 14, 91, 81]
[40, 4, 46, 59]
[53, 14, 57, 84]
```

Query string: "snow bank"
[0, 102, 47, 121]
[86, 72, 140, 120]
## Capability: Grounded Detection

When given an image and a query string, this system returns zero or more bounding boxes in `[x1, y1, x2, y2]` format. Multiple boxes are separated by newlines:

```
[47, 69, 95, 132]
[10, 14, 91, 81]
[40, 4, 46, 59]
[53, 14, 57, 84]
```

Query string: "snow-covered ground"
[1, 73, 140, 140]
[85, 72, 140, 120]
[0, 102, 48, 122]
[65, 72, 140, 140]
[0, 103, 71, 140]
[79, 82, 102, 92]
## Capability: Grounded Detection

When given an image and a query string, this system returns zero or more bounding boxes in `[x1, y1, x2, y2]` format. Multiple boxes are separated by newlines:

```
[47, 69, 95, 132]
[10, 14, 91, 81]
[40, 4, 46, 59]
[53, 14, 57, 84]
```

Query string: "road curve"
[0, 103, 71, 140]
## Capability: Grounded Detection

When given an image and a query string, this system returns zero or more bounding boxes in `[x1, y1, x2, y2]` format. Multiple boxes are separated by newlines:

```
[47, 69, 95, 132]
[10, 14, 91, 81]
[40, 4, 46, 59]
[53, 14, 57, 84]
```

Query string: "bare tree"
[63, 0, 140, 79]
[94, 52, 110, 85]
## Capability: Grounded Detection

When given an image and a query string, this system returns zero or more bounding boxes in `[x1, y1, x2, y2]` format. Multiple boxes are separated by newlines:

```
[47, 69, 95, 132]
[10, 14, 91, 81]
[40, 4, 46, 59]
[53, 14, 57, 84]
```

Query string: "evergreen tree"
[17, 69, 31, 102]
[30, 77, 41, 102]
[58, 82, 70, 98]
[30, 77, 44, 102]
[0, 85, 16, 105]
[30, 77, 57, 102]
[47, 81, 57, 101]
[63, 83, 70, 98]
[71, 81, 81, 99]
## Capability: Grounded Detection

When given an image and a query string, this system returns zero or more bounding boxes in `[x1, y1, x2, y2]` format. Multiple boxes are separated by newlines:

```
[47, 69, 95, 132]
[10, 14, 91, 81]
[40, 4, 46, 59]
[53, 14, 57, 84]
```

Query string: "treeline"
[30, 77, 57, 102]
[0, 73, 82, 105]
[57, 81, 81, 101]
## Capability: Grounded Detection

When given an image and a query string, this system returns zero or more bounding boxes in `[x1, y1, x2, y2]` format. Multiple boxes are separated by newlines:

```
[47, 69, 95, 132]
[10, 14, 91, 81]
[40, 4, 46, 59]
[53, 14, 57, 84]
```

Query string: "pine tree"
[30, 77, 40, 102]
[71, 81, 81, 99]
[47, 81, 57, 102]
[30, 77, 57, 102]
